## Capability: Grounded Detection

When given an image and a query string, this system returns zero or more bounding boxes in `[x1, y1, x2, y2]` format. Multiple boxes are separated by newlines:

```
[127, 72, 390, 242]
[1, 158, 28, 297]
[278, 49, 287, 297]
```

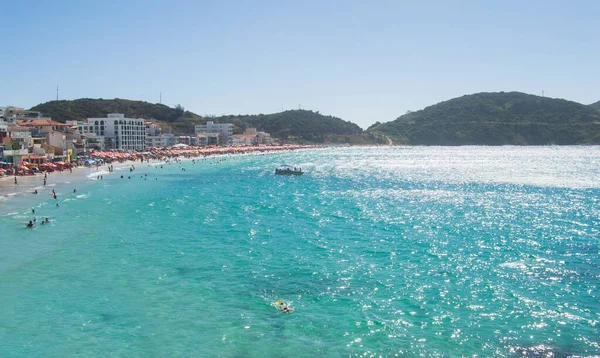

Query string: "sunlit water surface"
[1, 146, 599, 357]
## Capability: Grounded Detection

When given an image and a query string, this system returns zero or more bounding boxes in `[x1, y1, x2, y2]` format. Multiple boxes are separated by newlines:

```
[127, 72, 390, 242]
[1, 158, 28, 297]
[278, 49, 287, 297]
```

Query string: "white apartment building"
[85, 114, 146, 151]
[195, 121, 233, 145]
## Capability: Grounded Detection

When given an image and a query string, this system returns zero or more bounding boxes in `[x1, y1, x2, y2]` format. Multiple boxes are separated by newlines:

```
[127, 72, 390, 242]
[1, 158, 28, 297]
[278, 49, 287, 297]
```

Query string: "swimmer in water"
[276, 301, 293, 313]
[26, 221, 33, 228]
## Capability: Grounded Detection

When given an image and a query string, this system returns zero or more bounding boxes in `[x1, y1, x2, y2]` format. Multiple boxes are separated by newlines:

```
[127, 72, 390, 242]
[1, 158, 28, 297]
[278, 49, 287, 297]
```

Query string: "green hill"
[368, 92, 600, 145]
[213, 110, 362, 142]
[30, 99, 365, 142]
[590, 101, 600, 111]
[30, 98, 201, 124]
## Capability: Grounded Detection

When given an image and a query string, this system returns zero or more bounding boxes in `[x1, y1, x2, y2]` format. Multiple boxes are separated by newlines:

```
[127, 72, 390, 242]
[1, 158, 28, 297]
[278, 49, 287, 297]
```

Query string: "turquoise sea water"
[1, 147, 599, 357]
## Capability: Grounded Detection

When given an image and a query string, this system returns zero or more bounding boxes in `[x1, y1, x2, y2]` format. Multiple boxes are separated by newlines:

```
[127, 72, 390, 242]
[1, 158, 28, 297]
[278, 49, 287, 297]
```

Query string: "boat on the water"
[275, 165, 303, 176]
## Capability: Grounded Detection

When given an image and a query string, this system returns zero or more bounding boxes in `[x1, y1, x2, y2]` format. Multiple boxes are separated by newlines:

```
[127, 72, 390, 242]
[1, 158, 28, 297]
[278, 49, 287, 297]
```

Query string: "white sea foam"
[86, 170, 110, 179]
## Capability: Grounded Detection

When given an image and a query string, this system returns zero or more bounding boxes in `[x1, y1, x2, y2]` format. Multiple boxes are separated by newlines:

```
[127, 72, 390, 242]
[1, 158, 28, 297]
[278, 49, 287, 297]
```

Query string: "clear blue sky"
[1, 0, 598, 128]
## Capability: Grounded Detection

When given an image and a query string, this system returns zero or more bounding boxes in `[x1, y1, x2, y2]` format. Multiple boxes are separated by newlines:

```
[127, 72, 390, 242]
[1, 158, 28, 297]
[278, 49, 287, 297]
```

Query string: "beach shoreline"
[0, 145, 316, 209]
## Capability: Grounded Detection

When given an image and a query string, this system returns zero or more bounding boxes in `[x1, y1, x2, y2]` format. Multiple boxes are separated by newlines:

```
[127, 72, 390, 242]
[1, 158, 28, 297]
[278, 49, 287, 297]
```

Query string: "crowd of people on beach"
[4, 145, 310, 183]
[87, 144, 310, 164]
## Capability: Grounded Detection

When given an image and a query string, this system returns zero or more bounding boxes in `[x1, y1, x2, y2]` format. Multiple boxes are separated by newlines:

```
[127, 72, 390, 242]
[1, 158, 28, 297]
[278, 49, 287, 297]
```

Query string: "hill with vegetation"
[368, 92, 600, 145]
[30, 99, 368, 142]
[30, 98, 202, 132]
[590, 101, 600, 111]
[213, 110, 362, 142]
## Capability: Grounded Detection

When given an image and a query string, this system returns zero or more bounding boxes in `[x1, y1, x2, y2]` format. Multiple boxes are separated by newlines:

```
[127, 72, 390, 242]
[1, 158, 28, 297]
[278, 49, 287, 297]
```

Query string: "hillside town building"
[1, 106, 277, 167]
[82, 114, 146, 151]
[195, 121, 233, 145]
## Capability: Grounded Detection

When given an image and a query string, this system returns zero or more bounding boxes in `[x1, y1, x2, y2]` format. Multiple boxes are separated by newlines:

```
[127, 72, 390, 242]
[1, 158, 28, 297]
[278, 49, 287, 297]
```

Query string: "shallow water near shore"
[0, 146, 599, 357]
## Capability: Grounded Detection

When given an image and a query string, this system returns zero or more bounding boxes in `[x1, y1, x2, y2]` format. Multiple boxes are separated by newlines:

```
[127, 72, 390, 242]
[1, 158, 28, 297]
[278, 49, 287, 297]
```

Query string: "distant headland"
[368, 92, 600, 145]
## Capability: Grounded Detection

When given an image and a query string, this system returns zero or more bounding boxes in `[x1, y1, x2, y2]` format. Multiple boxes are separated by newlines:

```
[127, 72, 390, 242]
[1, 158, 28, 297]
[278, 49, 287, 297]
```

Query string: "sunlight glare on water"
[0, 146, 599, 357]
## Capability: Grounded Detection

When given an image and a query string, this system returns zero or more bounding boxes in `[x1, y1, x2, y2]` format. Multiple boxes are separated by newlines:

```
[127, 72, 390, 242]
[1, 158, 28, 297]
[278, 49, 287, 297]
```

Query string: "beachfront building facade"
[195, 121, 233, 145]
[243, 127, 274, 145]
[1, 125, 31, 164]
[84, 133, 104, 151]
[145, 122, 177, 148]
[85, 114, 146, 151]
[18, 119, 83, 162]
[1, 106, 24, 122]
[196, 133, 220, 146]
[71, 121, 107, 152]
[232, 134, 257, 146]
[3, 107, 44, 122]
[17, 119, 73, 144]
[147, 133, 177, 148]
[177, 136, 198, 146]
[7, 125, 34, 149]
[74, 116, 179, 151]
[0, 119, 7, 141]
